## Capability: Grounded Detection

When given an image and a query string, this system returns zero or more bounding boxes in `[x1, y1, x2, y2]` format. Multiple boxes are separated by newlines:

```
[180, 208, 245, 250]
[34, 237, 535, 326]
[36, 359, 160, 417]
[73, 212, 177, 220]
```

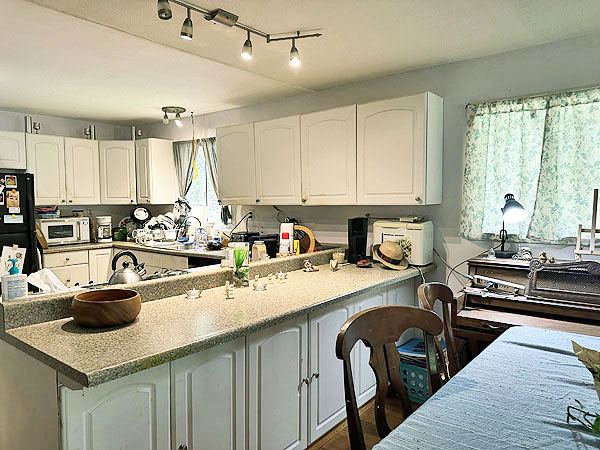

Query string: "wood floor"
[308, 396, 406, 450]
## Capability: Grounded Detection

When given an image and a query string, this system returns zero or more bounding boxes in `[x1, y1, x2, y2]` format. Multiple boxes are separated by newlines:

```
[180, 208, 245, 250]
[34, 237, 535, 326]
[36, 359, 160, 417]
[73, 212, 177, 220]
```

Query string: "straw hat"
[372, 241, 409, 270]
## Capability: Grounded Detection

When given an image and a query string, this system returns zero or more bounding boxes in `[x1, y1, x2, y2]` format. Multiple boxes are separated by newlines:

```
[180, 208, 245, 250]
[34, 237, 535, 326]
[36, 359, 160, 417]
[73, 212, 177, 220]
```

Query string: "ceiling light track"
[158, 0, 322, 65]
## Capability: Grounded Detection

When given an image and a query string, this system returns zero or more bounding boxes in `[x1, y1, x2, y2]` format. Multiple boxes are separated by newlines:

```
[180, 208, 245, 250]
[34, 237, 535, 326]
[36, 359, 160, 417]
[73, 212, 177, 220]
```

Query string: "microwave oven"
[37, 217, 91, 246]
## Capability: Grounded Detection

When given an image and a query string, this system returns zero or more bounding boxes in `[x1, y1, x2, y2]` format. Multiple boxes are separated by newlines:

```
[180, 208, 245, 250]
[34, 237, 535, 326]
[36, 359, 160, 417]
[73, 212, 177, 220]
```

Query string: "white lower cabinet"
[173, 338, 245, 450]
[248, 317, 308, 450]
[308, 300, 354, 444]
[60, 364, 170, 450]
[88, 248, 112, 284]
[352, 290, 386, 407]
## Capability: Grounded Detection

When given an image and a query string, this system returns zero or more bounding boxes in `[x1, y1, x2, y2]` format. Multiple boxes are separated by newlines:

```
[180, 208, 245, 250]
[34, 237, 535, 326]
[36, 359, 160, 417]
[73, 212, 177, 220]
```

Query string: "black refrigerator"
[0, 172, 39, 275]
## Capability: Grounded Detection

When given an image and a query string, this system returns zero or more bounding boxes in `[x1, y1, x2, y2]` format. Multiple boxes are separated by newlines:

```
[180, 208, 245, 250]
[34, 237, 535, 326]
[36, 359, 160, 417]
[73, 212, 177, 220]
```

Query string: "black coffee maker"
[347, 217, 369, 263]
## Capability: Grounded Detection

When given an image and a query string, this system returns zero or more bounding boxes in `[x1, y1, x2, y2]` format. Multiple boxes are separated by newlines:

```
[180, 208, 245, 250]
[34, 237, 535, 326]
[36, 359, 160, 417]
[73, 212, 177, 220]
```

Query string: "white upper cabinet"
[217, 123, 256, 205]
[254, 115, 301, 205]
[357, 92, 443, 205]
[64, 137, 100, 205]
[0, 130, 26, 169]
[135, 138, 178, 204]
[300, 105, 357, 205]
[26, 134, 66, 205]
[99, 140, 136, 205]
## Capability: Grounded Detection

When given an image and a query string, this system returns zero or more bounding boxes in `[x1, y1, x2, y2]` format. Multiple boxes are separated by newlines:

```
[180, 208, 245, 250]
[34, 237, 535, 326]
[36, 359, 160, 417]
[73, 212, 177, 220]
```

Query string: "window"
[186, 146, 221, 225]
[461, 87, 600, 243]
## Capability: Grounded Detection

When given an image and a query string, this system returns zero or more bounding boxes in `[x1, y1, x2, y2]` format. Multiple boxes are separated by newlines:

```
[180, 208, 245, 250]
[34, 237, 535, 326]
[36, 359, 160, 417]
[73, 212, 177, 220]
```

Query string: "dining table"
[374, 326, 600, 449]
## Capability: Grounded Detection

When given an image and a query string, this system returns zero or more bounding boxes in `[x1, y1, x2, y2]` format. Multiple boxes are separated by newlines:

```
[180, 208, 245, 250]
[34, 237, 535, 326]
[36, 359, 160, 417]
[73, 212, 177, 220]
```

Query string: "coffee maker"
[347, 217, 369, 263]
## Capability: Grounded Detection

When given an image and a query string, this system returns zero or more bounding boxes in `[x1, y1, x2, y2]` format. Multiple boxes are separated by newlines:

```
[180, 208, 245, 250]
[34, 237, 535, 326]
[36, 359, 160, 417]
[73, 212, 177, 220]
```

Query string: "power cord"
[223, 211, 253, 239]
[410, 265, 426, 285]
[433, 243, 502, 286]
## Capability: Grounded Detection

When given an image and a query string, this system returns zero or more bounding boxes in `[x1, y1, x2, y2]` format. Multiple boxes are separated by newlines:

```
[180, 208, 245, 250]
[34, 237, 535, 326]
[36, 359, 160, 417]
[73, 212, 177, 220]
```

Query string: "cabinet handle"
[66, 279, 71, 283]
[481, 321, 505, 330]
[256, 199, 260, 203]
[68, 200, 73, 203]
[415, 196, 422, 202]
[61, 199, 66, 203]
[65, 257, 70, 261]
[178, 445, 188, 450]
[302, 198, 306, 203]
[130, 199, 134, 203]
[310, 372, 319, 382]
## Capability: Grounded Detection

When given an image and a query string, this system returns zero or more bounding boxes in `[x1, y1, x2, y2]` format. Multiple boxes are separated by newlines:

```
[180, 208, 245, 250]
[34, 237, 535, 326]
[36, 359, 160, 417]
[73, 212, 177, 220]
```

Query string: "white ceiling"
[4, 0, 600, 123]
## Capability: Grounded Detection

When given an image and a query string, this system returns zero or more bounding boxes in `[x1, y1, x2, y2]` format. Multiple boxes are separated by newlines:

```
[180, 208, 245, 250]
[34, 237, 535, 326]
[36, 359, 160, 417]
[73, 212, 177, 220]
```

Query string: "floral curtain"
[461, 87, 600, 243]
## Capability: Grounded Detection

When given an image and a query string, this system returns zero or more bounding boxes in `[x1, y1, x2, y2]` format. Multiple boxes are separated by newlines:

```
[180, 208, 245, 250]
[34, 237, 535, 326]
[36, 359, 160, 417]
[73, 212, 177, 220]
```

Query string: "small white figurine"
[224, 281, 234, 299]
[277, 271, 287, 282]
[329, 259, 339, 271]
[267, 273, 274, 283]
[252, 275, 260, 287]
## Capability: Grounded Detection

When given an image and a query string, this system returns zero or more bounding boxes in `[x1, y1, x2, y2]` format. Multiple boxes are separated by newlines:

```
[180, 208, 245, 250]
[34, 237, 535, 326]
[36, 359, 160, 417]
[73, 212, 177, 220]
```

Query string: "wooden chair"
[335, 305, 444, 450]
[417, 282, 460, 378]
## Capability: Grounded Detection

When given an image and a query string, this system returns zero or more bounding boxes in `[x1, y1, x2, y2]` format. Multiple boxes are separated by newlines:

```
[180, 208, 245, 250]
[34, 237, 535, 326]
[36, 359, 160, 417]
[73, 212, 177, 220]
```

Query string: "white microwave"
[37, 217, 91, 246]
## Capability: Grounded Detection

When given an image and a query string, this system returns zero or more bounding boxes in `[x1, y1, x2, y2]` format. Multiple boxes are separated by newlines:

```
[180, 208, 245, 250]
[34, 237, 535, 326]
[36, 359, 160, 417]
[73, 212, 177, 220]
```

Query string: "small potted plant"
[232, 246, 250, 287]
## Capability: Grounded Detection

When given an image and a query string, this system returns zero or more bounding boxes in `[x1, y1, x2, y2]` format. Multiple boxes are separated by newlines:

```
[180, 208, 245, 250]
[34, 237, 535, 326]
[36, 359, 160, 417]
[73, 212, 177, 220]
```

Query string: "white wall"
[138, 33, 600, 289]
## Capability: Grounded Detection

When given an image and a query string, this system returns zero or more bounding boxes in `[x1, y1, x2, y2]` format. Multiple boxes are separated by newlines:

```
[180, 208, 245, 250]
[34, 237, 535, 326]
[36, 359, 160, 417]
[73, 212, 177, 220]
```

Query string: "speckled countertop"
[3, 263, 432, 388]
[42, 241, 226, 260]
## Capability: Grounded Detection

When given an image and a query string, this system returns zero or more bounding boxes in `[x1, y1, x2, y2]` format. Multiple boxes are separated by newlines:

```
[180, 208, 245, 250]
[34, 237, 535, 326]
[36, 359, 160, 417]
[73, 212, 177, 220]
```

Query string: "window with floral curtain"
[186, 142, 221, 225]
[461, 87, 600, 243]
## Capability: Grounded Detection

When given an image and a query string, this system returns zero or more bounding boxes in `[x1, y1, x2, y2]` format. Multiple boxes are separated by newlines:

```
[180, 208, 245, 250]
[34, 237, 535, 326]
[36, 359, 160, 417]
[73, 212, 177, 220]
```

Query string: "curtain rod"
[465, 84, 600, 110]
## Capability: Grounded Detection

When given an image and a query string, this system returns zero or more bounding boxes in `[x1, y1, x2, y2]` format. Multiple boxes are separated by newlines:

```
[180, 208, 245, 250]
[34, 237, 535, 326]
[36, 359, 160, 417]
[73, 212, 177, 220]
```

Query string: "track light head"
[162, 112, 169, 125]
[180, 8, 193, 40]
[174, 113, 183, 127]
[289, 39, 300, 67]
[241, 31, 252, 59]
[157, 0, 172, 20]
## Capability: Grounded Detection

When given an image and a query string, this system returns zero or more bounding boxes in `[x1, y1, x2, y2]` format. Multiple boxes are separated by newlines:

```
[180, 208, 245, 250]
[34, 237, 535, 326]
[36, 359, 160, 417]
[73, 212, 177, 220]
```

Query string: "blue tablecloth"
[374, 326, 600, 449]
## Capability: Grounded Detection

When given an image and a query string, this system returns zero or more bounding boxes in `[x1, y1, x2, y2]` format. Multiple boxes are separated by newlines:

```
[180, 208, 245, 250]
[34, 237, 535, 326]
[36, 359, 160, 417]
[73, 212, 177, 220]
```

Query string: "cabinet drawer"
[161, 255, 188, 270]
[44, 250, 88, 268]
[51, 264, 89, 287]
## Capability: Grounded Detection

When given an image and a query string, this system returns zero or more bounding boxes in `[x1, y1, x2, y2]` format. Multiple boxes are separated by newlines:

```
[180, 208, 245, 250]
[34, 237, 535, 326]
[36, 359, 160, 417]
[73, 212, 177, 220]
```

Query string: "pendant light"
[174, 113, 183, 127]
[162, 112, 169, 125]
[157, 0, 172, 20]
[180, 8, 193, 40]
[241, 30, 252, 59]
[289, 38, 300, 67]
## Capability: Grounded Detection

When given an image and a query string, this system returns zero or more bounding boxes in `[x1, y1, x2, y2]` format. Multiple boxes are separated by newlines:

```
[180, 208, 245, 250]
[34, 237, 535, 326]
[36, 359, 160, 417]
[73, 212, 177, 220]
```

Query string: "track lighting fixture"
[174, 113, 183, 127]
[289, 38, 300, 67]
[241, 31, 252, 60]
[162, 106, 186, 126]
[155, 1, 322, 67]
[180, 8, 193, 40]
[157, 0, 172, 20]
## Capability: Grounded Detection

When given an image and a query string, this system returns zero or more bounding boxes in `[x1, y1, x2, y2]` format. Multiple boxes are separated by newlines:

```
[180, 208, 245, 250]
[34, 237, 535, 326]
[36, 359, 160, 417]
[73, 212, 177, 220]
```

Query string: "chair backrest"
[417, 282, 460, 377]
[335, 305, 444, 450]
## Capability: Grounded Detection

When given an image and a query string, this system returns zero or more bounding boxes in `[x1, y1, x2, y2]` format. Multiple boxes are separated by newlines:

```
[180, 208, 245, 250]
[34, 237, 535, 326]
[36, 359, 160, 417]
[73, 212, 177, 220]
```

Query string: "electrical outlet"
[247, 209, 255, 220]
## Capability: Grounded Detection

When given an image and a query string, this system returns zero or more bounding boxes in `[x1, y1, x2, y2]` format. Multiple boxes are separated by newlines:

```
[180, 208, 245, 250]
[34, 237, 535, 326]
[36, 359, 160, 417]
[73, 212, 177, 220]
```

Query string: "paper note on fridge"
[4, 215, 23, 224]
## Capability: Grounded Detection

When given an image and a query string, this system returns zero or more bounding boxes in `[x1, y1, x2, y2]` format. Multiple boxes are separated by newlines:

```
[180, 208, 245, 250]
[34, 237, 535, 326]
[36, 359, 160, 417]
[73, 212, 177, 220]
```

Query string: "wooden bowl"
[72, 289, 141, 328]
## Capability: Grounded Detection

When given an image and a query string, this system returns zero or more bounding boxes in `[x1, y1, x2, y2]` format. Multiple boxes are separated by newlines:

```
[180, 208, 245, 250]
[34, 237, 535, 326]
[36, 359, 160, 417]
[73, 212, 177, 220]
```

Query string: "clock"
[130, 206, 152, 224]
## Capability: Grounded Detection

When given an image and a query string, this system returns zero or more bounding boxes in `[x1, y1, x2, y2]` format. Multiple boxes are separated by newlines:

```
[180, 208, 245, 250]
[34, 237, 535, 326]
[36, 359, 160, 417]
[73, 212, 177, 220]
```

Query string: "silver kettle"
[108, 251, 146, 285]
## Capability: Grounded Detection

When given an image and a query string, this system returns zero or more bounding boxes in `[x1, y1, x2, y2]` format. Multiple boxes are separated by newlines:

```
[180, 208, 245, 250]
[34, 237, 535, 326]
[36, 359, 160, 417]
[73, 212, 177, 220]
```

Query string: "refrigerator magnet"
[8, 207, 20, 214]
[5, 175, 17, 188]
[6, 190, 19, 208]
[0, 191, 3, 205]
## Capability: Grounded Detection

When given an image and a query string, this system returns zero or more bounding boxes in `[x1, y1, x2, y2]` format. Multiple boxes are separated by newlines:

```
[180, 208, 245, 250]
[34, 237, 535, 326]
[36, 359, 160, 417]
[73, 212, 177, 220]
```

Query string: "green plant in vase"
[233, 247, 250, 287]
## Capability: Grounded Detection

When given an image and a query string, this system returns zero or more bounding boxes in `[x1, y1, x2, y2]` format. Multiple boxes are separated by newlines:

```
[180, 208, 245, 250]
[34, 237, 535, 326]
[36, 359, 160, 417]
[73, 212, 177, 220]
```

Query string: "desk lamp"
[496, 193, 527, 258]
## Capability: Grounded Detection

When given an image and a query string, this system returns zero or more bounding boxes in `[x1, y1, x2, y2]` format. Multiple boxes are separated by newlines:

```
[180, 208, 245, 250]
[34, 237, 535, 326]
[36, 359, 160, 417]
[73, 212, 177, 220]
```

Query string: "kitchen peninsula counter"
[2, 263, 433, 388]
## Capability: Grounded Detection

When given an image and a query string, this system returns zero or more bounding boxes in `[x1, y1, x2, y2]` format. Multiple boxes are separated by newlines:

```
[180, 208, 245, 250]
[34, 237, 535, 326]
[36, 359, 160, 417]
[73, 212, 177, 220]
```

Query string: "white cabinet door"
[308, 300, 354, 443]
[351, 290, 385, 406]
[26, 134, 66, 205]
[61, 364, 170, 450]
[217, 123, 255, 205]
[248, 316, 308, 450]
[254, 115, 301, 205]
[173, 339, 245, 450]
[135, 139, 151, 203]
[0, 130, 26, 169]
[50, 263, 89, 287]
[136, 138, 178, 205]
[357, 93, 443, 205]
[300, 105, 356, 205]
[386, 279, 416, 307]
[88, 248, 112, 284]
[99, 140, 136, 205]
[64, 138, 100, 205]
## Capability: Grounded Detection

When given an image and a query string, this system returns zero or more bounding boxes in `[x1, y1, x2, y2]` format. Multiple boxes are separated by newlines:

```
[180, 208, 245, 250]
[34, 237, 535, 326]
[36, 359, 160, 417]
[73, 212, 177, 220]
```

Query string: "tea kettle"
[108, 251, 146, 285]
